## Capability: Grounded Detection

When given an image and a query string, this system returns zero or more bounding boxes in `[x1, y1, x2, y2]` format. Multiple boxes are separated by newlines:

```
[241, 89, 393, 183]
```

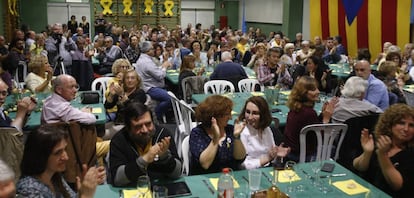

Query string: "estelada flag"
[309, 0, 411, 62]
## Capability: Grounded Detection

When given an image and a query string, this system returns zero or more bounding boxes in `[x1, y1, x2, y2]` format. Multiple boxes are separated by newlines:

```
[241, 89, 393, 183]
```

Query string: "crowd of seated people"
[2, 20, 414, 197]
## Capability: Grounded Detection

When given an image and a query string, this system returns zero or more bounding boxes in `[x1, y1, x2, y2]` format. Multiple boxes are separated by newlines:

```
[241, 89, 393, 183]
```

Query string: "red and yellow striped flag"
[310, 0, 411, 62]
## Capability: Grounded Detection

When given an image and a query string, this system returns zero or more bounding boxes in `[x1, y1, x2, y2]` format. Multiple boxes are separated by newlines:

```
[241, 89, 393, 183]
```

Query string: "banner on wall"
[309, 0, 411, 61]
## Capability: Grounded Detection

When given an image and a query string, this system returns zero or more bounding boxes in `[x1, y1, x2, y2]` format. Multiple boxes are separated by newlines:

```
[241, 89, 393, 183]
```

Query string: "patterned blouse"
[17, 175, 77, 198]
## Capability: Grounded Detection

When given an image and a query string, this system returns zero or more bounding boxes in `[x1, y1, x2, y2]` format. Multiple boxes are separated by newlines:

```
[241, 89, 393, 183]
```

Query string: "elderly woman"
[17, 125, 105, 198]
[25, 54, 53, 93]
[178, 55, 204, 99]
[189, 95, 246, 175]
[238, 96, 290, 169]
[296, 40, 313, 64]
[104, 58, 132, 121]
[246, 42, 267, 71]
[104, 69, 146, 123]
[190, 40, 208, 67]
[332, 76, 383, 123]
[284, 76, 337, 162]
[377, 61, 406, 104]
[30, 33, 47, 57]
[280, 43, 296, 66]
[353, 104, 414, 197]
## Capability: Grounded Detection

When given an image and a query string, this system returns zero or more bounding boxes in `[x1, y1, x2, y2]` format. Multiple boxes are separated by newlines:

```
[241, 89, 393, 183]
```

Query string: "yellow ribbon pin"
[8, 0, 18, 16]
[123, 0, 133, 15]
[144, 0, 154, 14]
[100, 0, 113, 15]
[164, 0, 174, 17]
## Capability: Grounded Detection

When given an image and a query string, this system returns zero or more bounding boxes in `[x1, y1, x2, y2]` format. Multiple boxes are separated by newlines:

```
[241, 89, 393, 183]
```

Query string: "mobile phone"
[321, 162, 335, 173]
[271, 108, 281, 113]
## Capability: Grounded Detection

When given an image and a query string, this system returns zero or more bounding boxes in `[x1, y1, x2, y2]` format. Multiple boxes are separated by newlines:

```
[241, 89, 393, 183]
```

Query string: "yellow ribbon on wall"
[123, 0, 133, 15]
[164, 0, 174, 17]
[8, 0, 18, 16]
[144, 0, 154, 14]
[100, 0, 113, 15]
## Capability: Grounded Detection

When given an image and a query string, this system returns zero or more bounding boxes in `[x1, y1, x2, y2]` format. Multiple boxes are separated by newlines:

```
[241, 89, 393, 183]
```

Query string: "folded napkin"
[168, 73, 179, 76]
[270, 170, 301, 183]
[251, 92, 264, 96]
[92, 107, 102, 114]
[231, 111, 238, 115]
[123, 189, 152, 198]
[209, 177, 240, 190]
[332, 179, 369, 195]
[167, 70, 177, 73]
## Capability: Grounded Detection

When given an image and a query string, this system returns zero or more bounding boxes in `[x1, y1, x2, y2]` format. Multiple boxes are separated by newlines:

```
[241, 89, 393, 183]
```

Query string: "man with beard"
[109, 101, 181, 187]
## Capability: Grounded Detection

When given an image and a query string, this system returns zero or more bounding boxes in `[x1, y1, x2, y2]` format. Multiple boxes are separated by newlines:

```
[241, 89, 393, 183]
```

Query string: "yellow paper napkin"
[275, 170, 301, 183]
[167, 69, 177, 73]
[92, 107, 102, 114]
[123, 189, 152, 198]
[251, 92, 264, 96]
[332, 179, 369, 195]
[168, 73, 179, 76]
[209, 178, 240, 190]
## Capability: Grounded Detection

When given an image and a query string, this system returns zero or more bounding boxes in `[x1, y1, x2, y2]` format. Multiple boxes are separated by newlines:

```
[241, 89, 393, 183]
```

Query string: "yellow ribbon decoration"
[123, 0, 133, 15]
[8, 0, 18, 16]
[144, 0, 154, 14]
[100, 0, 113, 15]
[163, 0, 174, 17]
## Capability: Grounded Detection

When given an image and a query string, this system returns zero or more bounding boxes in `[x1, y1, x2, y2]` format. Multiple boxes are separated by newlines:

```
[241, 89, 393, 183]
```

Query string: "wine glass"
[137, 175, 150, 198]
[284, 161, 296, 193]
[311, 162, 322, 187]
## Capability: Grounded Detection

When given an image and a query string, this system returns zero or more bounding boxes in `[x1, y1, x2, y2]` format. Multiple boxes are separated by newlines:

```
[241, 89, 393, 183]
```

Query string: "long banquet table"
[4, 92, 106, 129]
[94, 160, 390, 198]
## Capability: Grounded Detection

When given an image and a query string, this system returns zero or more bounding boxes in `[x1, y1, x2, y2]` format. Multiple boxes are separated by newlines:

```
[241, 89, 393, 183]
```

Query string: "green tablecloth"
[165, 66, 256, 86]
[4, 92, 106, 129]
[191, 92, 325, 126]
[94, 160, 390, 198]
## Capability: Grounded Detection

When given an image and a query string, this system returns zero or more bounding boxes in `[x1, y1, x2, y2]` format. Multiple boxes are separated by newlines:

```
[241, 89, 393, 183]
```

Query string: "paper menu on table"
[123, 189, 152, 198]
[92, 107, 102, 114]
[269, 170, 301, 183]
[332, 179, 369, 195]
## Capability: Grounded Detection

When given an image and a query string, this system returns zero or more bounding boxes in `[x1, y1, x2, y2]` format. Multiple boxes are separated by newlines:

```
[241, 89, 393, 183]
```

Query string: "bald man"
[41, 74, 95, 124]
[354, 60, 389, 110]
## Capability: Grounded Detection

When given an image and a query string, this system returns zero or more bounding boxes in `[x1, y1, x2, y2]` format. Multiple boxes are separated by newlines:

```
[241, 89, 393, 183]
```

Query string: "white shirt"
[240, 125, 276, 169]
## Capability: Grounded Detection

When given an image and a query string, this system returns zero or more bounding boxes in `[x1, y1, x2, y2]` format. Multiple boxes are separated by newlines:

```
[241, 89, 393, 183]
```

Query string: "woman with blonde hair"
[284, 76, 337, 162]
[104, 69, 146, 123]
[353, 104, 414, 197]
[25, 54, 53, 93]
[104, 58, 132, 121]
[30, 33, 47, 57]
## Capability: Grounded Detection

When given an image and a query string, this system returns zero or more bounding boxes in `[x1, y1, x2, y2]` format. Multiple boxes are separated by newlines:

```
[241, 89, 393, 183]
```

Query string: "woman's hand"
[45, 66, 54, 81]
[233, 119, 246, 138]
[275, 142, 291, 157]
[360, 128, 374, 152]
[77, 164, 100, 198]
[211, 117, 220, 141]
[376, 135, 392, 155]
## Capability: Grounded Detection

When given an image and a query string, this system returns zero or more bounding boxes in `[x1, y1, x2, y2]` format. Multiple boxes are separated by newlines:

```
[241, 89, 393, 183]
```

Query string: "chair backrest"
[181, 76, 208, 104]
[167, 91, 184, 132]
[181, 135, 190, 175]
[338, 114, 380, 171]
[0, 128, 24, 181]
[179, 100, 197, 136]
[299, 123, 348, 163]
[91, 77, 112, 102]
[238, 78, 264, 92]
[203, 80, 235, 94]
[403, 90, 414, 106]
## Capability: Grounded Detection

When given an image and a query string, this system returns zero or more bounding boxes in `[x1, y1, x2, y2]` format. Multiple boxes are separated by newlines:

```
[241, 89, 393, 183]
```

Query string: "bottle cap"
[222, 168, 230, 173]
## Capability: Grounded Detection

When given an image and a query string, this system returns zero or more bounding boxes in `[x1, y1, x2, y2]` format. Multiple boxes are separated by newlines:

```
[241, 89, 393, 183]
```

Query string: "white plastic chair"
[181, 136, 190, 175]
[403, 90, 414, 106]
[91, 77, 112, 102]
[203, 80, 235, 94]
[299, 123, 348, 163]
[167, 91, 185, 152]
[179, 100, 197, 136]
[238, 78, 264, 92]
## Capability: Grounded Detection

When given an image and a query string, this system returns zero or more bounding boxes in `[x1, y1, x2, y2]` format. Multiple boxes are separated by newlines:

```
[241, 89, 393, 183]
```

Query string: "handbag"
[80, 91, 100, 104]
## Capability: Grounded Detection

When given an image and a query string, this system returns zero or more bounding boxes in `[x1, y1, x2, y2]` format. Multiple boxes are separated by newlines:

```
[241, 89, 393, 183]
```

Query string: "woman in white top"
[239, 96, 290, 169]
[190, 40, 208, 67]
[25, 54, 53, 93]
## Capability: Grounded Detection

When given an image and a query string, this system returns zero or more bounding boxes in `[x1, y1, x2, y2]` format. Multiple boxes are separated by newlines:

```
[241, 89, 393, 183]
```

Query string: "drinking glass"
[284, 161, 296, 193]
[311, 162, 322, 187]
[137, 175, 150, 198]
[248, 169, 262, 192]
[152, 185, 168, 198]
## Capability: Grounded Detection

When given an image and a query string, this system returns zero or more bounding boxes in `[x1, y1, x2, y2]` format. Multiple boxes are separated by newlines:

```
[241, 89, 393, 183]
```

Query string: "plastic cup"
[248, 169, 262, 191]
[152, 185, 168, 198]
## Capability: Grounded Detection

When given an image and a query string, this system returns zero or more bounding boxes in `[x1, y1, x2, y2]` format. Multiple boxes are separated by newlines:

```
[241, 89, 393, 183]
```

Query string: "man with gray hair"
[45, 23, 76, 75]
[135, 41, 171, 122]
[210, 51, 247, 91]
[96, 36, 123, 75]
[332, 76, 383, 123]
[0, 159, 16, 198]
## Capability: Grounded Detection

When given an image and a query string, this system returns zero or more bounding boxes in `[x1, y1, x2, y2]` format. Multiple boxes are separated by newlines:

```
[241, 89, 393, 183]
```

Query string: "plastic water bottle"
[217, 168, 234, 198]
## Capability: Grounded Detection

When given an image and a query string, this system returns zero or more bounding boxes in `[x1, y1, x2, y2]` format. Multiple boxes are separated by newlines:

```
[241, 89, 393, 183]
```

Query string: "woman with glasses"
[26, 54, 54, 93]
[238, 96, 290, 169]
[189, 95, 246, 175]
